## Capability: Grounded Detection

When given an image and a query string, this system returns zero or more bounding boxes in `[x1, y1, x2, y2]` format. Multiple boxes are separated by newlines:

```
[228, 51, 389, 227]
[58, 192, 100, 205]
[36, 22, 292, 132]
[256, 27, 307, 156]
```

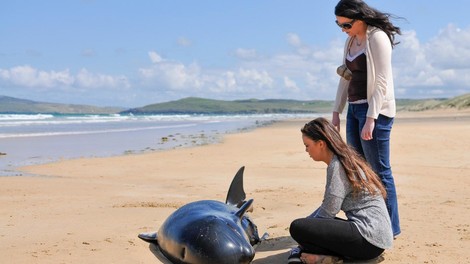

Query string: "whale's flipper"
[253, 232, 270, 250]
[235, 199, 253, 219]
[225, 166, 246, 207]
[138, 232, 159, 244]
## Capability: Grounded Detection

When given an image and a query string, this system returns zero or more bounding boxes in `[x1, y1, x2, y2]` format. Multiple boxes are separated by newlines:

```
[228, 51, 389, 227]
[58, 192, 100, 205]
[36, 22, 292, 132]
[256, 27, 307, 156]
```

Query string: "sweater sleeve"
[333, 78, 349, 114]
[333, 37, 352, 114]
[366, 30, 393, 119]
[310, 194, 344, 218]
[311, 156, 351, 218]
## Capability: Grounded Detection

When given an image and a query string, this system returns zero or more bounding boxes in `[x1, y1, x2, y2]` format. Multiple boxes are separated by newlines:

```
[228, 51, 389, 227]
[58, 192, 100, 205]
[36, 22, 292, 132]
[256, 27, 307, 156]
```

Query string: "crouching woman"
[288, 117, 393, 263]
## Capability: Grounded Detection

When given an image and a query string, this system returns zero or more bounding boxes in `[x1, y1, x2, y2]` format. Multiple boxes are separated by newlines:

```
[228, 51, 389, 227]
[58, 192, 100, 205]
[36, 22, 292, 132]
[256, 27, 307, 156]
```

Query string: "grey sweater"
[310, 155, 393, 249]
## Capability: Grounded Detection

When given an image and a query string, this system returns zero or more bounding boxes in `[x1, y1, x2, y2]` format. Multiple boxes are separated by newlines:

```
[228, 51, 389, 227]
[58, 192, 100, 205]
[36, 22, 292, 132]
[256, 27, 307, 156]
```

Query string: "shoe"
[287, 246, 303, 263]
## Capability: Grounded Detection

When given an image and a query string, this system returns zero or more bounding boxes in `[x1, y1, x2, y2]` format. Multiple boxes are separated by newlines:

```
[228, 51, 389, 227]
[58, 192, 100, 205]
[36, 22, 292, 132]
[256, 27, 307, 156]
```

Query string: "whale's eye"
[181, 247, 186, 259]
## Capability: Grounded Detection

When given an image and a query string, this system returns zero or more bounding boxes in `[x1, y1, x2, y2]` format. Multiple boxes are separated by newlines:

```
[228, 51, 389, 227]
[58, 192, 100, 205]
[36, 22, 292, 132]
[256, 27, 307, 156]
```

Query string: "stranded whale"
[138, 166, 266, 264]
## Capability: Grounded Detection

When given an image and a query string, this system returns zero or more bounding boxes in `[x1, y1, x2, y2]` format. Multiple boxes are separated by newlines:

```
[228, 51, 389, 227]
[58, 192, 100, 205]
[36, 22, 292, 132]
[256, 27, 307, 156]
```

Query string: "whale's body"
[138, 167, 264, 264]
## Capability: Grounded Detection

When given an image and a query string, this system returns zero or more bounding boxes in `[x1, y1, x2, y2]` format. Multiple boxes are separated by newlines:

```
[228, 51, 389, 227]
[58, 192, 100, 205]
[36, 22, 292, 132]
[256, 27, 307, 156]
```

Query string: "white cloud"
[234, 48, 258, 60]
[137, 39, 346, 101]
[287, 33, 302, 47]
[139, 52, 274, 96]
[237, 68, 273, 88]
[392, 25, 470, 97]
[283, 76, 299, 92]
[287, 33, 313, 56]
[3, 24, 470, 106]
[0, 65, 129, 90]
[76, 68, 130, 89]
[427, 24, 470, 69]
[177, 37, 192, 47]
[139, 52, 203, 90]
[148, 51, 163, 63]
[0, 65, 74, 88]
[214, 71, 237, 92]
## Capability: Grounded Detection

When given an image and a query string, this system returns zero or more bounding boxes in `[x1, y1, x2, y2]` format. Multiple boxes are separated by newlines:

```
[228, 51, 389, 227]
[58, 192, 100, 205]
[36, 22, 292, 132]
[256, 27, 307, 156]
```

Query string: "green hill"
[397, 93, 470, 111]
[120, 97, 334, 114]
[122, 94, 470, 115]
[425, 93, 470, 110]
[0, 96, 123, 114]
[1, 93, 469, 115]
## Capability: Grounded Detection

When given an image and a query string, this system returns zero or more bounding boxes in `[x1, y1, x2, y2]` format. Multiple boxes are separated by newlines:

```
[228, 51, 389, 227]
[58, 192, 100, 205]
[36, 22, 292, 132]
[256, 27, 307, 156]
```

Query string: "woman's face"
[335, 16, 365, 37]
[302, 135, 323, 162]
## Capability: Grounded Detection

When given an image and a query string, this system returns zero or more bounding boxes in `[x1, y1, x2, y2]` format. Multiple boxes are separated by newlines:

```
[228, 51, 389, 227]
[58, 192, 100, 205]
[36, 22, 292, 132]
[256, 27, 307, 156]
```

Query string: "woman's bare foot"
[300, 252, 341, 264]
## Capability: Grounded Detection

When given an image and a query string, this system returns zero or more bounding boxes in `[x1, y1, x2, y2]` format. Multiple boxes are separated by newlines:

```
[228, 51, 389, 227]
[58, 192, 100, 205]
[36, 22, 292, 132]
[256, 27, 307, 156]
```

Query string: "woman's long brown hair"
[301, 117, 387, 198]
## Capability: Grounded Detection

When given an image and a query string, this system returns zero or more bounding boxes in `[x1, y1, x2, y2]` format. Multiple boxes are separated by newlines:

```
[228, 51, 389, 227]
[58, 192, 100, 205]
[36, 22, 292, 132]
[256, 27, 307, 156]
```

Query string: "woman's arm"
[332, 37, 352, 124]
[310, 194, 344, 218]
[366, 29, 393, 119]
[311, 157, 351, 218]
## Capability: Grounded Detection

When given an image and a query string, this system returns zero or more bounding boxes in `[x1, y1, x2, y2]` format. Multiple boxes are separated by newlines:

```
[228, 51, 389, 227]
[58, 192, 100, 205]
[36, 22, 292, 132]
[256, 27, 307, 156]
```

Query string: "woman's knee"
[289, 218, 305, 237]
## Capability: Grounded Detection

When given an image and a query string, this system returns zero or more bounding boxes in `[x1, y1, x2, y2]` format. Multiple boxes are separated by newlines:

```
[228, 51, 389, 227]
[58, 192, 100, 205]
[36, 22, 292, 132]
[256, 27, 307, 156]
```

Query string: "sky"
[1, 0, 470, 107]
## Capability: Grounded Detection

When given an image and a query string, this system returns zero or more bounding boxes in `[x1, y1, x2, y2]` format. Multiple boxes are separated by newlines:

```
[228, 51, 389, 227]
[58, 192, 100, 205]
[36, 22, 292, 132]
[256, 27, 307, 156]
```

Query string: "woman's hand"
[361, 117, 375, 140]
[332, 112, 341, 131]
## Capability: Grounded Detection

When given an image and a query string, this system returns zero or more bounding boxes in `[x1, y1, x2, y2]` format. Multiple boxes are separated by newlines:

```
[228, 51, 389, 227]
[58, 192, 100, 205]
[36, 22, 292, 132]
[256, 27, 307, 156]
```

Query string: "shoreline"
[0, 115, 288, 177]
[3, 109, 468, 178]
[1, 110, 469, 263]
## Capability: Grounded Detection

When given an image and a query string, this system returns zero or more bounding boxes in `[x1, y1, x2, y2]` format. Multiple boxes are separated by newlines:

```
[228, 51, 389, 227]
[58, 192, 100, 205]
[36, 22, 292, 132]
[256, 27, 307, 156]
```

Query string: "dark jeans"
[346, 103, 401, 236]
[289, 217, 384, 261]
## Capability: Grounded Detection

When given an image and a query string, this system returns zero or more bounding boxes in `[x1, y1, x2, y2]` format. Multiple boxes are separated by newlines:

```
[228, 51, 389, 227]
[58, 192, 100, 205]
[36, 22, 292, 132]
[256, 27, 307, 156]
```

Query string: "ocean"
[0, 113, 319, 176]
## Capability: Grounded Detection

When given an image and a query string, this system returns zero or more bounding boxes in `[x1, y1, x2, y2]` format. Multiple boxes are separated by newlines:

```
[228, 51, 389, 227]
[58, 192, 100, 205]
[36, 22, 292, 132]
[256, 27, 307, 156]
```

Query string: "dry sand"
[1, 110, 469, 263]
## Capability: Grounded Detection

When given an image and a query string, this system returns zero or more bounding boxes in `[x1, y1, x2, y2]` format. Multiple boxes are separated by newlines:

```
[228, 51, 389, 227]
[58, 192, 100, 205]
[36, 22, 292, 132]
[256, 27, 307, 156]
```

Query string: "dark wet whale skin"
[138, 166, 262, 264]
[157, 199, 259, 264]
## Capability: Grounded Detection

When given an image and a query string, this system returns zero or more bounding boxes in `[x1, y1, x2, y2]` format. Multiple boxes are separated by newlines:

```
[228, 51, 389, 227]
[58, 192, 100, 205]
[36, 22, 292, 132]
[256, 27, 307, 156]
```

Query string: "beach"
[1, 110, 469, 263]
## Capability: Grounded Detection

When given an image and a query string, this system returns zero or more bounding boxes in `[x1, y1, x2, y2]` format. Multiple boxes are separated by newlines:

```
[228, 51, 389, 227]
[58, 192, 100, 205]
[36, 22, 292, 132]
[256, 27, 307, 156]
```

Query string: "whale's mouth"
[137, 232, 158, 243]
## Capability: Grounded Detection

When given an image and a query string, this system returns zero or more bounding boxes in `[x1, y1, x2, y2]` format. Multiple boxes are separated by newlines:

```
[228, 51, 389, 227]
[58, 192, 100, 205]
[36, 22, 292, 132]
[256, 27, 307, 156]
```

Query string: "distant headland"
[1, 93, 469, 115]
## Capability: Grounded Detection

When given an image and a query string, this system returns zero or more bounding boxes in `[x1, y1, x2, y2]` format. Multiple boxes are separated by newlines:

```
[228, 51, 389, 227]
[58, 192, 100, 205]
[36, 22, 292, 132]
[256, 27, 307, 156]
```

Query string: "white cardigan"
[333, 26, 396, 119]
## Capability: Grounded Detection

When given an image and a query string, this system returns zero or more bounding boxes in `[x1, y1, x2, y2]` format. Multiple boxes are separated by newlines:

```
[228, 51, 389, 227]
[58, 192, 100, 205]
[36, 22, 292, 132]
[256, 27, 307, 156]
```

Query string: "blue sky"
[1, 0, 470, 107]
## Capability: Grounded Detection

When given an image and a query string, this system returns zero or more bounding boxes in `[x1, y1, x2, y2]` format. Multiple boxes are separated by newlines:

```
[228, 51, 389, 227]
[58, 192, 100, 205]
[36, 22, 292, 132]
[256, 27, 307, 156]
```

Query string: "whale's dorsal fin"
[235, 199, 253, 219]
[225, 166, 246, 207]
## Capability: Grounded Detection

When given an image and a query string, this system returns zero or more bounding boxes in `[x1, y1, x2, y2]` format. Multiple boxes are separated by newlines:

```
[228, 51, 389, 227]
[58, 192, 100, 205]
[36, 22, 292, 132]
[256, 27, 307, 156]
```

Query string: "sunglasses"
[335, 19, 356, 30]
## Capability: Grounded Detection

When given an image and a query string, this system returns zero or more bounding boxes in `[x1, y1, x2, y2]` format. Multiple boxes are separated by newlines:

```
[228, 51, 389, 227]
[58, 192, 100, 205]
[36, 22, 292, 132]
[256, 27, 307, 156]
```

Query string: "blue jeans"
[346, 103, 401, 236]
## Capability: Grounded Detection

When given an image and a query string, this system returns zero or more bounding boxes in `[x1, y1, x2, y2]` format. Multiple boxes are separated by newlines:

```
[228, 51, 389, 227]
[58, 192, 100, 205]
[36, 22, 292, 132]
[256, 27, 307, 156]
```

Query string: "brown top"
[346, 51, 367, 102]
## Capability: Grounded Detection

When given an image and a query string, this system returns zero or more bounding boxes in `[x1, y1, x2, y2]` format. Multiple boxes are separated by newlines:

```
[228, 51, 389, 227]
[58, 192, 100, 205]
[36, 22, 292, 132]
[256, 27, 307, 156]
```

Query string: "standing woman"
[288, 118, 393, 263]
[331, 0, 401, 237]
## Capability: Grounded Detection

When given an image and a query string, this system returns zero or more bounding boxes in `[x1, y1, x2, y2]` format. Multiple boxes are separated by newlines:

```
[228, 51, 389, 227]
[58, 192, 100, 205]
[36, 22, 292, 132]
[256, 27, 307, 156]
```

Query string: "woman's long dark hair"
[301, 117, 387, 198]
[335, 0, 402, 47]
